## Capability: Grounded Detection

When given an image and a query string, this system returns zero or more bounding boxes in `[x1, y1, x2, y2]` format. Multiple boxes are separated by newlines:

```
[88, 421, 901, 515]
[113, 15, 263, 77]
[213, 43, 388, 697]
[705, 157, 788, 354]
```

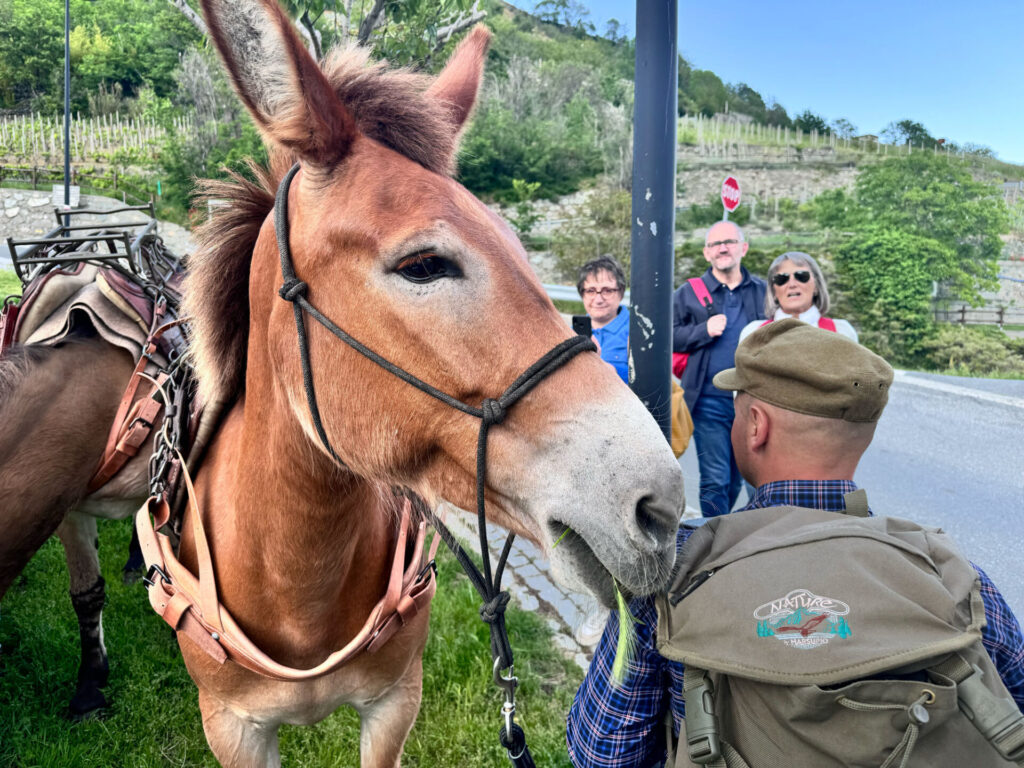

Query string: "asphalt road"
[680, 371, 1024, 617]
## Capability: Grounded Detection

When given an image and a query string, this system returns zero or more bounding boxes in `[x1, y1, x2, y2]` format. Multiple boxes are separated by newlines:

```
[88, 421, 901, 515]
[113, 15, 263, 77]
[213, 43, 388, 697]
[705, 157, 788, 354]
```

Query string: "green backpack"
[656, 491, 1024, 768]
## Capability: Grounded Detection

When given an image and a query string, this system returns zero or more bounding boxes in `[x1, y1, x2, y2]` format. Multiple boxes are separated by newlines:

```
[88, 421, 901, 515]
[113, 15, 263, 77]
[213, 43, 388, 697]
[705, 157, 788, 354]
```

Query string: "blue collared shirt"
[592, 306, 630, 384]
[566, 480, 1024, 768]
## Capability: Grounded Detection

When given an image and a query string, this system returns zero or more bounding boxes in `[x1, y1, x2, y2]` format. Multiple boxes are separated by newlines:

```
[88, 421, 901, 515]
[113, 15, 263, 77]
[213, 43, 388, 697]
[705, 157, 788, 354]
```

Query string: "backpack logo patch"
[753, 589, 852, 649]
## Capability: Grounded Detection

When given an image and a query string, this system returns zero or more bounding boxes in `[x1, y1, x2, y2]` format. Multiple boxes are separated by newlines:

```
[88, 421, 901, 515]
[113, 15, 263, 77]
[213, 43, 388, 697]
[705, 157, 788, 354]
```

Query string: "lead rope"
[274, 163, 594, 766]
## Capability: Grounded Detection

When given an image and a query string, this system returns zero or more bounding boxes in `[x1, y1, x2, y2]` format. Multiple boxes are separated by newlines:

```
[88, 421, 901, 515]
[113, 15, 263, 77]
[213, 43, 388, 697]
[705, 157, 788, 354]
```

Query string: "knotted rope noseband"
[274, 163, 594, 766]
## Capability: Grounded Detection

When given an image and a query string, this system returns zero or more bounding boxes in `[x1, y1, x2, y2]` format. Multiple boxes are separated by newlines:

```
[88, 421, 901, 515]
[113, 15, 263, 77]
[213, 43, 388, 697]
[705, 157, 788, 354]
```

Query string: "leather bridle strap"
[274, 163, 594, 767]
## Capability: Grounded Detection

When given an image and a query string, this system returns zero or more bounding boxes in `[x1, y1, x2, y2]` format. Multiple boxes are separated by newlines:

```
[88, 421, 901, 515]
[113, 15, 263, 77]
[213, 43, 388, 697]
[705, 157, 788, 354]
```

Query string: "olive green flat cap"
[713, 318, 894, 422]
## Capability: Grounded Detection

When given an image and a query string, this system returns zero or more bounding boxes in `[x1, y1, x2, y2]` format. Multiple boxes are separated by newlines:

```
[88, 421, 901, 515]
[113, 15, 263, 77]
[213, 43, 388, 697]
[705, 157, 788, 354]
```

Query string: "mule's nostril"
[634, 495, 675, 547]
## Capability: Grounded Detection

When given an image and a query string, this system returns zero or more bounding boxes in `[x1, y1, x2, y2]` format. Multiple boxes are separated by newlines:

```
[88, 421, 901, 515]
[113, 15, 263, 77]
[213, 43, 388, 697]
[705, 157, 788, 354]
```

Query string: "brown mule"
[168, 2, 685, 765]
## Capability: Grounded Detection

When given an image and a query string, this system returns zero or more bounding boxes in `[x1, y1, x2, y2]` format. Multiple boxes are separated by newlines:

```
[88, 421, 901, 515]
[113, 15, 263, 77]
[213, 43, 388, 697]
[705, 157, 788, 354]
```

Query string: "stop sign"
[721, 176, 741, 212]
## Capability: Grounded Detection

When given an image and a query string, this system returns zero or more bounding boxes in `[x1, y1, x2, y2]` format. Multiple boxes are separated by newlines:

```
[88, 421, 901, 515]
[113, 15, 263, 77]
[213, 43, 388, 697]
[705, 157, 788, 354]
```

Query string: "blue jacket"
[593, 306, 629, 384]
[673, 266, 767, 412]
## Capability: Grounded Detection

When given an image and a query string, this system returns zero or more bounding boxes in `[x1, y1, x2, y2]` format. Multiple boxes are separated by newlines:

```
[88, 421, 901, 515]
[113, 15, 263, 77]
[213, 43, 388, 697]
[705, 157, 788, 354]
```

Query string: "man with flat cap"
[567, 319, 1024, 768]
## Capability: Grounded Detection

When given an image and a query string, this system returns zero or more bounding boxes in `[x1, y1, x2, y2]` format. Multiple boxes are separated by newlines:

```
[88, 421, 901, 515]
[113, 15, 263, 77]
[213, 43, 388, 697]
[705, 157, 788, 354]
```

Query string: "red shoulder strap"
[818, 317, 837, 332]
[760, 319, 772, 328]
[688, 277, 712, 309]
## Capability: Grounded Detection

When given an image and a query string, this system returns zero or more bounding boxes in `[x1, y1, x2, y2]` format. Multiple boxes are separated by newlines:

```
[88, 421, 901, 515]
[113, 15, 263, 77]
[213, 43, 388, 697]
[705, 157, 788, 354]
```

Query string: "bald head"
[703, 221, 748, 285]
[731, 393, 878, 488]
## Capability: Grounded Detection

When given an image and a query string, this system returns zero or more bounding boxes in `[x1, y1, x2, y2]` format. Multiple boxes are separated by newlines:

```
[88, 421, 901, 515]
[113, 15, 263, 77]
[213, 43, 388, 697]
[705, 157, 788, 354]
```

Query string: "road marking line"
[893, 370, 1024, 411]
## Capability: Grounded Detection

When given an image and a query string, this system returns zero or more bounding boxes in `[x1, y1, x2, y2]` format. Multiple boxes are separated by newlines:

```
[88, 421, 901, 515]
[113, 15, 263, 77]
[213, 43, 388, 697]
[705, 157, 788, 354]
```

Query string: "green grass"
[0, 517, 581, 766]
[0, 270, 20, 299]
[552, 298, 585, 315]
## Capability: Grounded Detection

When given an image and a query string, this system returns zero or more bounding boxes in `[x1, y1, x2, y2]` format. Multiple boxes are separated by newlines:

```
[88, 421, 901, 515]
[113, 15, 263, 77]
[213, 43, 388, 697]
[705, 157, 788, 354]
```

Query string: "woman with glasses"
[576, 255, 629, 383]
[741, 251, 858, 342]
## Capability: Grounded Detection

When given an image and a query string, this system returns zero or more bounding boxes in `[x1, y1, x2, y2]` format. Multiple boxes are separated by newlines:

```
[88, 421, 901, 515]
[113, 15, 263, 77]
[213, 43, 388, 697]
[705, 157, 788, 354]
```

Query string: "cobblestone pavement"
[442, 496, 701, 673]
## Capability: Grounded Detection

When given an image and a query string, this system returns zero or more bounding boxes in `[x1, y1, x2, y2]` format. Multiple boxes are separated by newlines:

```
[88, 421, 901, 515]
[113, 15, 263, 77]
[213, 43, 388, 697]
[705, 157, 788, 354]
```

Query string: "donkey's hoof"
[122, 566, 144, 585]
[68, 688, 108, 720]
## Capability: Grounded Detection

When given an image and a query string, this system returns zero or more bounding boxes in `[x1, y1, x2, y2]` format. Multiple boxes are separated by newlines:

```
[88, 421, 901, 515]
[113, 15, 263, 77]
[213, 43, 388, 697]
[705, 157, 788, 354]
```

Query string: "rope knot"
[479, 591, 511, 624]
[481, 398, 506, 426]
[278, 278, 308, 302]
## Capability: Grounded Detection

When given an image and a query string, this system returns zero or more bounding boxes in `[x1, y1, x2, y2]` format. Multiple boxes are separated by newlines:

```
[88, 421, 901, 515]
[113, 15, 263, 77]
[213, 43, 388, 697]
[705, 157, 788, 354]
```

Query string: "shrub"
[919, 325, 1024, 377]
[551, 185, 631, 280]
[833, 229, 951, 364]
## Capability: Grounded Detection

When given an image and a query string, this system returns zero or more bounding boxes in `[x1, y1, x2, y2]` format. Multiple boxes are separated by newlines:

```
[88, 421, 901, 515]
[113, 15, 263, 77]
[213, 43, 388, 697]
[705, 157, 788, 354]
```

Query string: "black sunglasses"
[772, 270, 812, 287]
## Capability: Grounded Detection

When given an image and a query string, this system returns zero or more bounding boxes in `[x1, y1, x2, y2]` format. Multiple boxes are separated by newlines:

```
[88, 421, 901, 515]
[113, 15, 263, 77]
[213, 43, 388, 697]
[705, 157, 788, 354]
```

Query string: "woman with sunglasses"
[740, 251, 858, 343]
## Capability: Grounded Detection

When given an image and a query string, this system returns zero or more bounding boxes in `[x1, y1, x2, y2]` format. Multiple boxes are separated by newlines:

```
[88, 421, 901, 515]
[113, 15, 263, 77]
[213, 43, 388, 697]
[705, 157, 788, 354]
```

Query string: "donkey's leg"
[197, 690, 282, 768]
[121, 524, 145, 584]
[355, 656, 425, 768]
[56, 512, 109, 717]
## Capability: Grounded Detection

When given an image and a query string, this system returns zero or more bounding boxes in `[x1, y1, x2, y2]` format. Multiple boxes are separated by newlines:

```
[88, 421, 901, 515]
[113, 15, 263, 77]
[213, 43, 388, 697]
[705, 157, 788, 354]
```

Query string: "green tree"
[794, 109, 827, 133]
[830, 117, 857, 139]
[827, 153, 1011, 364]
[764, 100, 791, 128]
[551, 186, 630, 279]
[851, 152, 1008, 302]
[881, 119, 936, 148]
[728, 82, 766, 123]
[603, 18, 627, 44]
[688, 70, 727, 116]
[508, 178, 542, 237]
[834, 230, 950, 361]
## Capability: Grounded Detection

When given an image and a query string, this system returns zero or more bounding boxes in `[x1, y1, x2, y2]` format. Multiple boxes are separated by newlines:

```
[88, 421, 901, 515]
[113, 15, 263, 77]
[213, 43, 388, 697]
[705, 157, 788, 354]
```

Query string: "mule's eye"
[395, 252, 460, 283]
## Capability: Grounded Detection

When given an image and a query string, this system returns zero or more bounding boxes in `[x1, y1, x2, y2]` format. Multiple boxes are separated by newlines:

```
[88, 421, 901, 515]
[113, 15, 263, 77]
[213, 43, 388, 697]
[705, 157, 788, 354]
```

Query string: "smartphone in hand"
[571, 315, 592, 337]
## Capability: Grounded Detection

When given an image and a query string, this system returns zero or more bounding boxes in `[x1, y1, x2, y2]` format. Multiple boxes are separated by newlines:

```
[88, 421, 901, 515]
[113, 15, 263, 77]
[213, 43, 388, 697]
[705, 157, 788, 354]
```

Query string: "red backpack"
[672, 277, 714, 379]
[761, 316, 837, 332]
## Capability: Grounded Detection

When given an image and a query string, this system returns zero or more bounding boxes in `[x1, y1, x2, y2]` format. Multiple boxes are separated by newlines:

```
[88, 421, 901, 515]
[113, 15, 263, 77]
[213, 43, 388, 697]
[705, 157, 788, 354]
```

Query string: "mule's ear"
[200, 0, 356, 167]
[427, 25, 491, 136]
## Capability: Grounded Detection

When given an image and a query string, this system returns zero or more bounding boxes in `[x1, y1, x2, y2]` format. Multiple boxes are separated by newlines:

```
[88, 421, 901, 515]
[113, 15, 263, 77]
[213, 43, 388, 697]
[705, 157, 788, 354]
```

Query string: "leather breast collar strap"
[135, 460, 441, 681]
[272, 163, 593, 765]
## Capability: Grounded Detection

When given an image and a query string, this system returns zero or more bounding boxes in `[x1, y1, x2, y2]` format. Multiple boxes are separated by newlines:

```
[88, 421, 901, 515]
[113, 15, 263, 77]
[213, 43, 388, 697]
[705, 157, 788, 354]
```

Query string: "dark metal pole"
[630, 0, 678, 440]
[63, 0, 71, 228]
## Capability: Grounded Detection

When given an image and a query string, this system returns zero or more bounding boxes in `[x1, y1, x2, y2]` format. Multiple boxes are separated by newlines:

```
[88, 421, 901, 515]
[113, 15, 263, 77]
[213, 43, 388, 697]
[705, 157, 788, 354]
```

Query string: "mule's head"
[192, 0, 684, 606]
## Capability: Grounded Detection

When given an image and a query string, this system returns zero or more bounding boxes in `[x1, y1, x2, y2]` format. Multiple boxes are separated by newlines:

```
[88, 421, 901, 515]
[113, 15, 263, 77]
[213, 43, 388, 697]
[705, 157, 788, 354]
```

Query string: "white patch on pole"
[633, 307, 655, 341]
[645, 188, 652, 201]
[650, 221, 658, 236]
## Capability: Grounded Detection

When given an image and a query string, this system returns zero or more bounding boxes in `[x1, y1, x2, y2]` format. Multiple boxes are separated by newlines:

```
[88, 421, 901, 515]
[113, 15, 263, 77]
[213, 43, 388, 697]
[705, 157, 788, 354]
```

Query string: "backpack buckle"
[684, 673, 722, 764]
[957, 663, 1024, 761]
[992, 720, 1024, 763]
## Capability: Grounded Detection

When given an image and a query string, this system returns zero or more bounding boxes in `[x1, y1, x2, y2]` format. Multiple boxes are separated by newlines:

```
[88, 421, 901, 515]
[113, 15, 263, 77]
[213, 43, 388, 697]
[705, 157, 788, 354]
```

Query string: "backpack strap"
[689, 277, 714, 312]
[818, 317, 837, 332]
[843, 489, 870, 518]
[931, 653, 1024, 765]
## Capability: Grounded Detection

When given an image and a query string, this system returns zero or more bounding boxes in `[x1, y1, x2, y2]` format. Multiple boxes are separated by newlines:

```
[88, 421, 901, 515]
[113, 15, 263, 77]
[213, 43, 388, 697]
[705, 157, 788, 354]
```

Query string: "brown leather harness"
[135, 462, 441, 679]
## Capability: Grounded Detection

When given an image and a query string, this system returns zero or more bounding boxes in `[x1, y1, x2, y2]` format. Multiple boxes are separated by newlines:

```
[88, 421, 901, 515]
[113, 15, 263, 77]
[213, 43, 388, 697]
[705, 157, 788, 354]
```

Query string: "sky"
[518, 1, 1024, 165]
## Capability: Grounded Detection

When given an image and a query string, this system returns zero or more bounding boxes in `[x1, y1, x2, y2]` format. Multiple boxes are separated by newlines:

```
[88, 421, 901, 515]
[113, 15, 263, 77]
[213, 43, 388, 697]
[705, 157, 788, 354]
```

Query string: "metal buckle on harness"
[493, 658, 523, 759]
[143, 563, 170, 589]
[416, 559, 437, 583]
[684, 674, 722, 765]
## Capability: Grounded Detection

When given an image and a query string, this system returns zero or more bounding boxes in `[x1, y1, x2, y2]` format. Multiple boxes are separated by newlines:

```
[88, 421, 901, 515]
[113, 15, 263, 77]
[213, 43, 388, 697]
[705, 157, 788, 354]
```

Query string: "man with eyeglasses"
[672, 221, 766, 517]
[577, 256, 630, 383]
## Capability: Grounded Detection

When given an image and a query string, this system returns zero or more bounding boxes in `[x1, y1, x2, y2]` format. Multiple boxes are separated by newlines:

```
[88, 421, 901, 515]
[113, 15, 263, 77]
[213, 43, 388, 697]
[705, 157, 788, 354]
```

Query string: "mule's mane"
[184, 46, 460, 406]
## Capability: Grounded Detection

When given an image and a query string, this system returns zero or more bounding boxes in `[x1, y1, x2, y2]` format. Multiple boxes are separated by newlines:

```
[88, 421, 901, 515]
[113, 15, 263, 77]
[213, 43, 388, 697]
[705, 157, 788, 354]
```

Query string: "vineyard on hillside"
[0, 113, 192, 167]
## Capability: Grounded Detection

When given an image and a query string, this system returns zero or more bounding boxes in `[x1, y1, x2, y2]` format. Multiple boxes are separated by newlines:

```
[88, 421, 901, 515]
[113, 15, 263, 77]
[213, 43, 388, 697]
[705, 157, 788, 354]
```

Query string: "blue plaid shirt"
[566, 480, 1024, 768]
